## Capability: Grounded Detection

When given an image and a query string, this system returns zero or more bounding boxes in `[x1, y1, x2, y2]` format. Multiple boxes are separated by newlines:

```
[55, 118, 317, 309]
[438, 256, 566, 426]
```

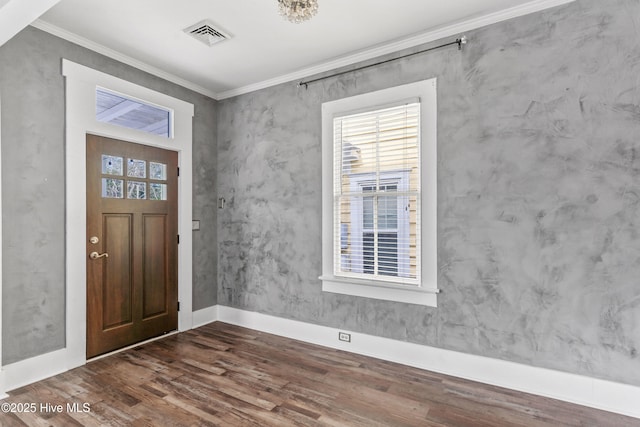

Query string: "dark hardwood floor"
[0, 322, 638, 426]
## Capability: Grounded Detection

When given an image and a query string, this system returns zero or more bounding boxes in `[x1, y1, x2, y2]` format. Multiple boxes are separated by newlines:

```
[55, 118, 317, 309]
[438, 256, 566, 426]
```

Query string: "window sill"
[319, 275, 438, 307]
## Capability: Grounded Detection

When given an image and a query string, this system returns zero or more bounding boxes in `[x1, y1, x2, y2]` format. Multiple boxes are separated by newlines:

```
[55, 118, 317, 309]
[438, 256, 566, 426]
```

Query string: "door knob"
[89, 251, 109, 260]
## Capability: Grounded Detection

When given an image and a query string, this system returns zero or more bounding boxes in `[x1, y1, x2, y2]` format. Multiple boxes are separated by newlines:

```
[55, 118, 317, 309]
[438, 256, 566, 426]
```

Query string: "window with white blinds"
[333, 102, 421, 286]
[321, 78, 437, 307]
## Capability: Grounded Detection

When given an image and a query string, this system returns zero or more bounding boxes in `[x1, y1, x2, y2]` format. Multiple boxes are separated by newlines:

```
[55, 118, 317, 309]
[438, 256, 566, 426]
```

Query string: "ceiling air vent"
[184, 20, 230, 47]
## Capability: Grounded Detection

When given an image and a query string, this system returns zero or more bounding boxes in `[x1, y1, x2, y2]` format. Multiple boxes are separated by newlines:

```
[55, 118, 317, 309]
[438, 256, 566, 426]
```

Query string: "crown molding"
[31, 0, 575, 101]
[216, 0, 576, 99]
[30, 19, 218, 100]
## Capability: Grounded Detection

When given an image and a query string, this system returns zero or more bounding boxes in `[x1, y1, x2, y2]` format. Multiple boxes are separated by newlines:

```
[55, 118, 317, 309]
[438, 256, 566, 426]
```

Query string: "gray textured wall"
[217, 0, 640, 385]
[0, 26, 218, 364]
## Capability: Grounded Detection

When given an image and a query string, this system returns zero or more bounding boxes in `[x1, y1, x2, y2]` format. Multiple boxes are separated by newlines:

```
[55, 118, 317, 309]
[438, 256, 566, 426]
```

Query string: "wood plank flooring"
[1, 322, 638, 426]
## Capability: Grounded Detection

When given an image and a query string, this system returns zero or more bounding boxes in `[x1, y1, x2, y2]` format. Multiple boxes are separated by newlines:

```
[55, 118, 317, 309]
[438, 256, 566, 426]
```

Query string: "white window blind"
[333, 101, 421, 286]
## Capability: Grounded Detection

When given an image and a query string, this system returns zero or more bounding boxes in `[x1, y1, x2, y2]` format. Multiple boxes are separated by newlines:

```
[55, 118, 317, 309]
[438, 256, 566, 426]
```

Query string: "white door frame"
[63, 59, 194, 369]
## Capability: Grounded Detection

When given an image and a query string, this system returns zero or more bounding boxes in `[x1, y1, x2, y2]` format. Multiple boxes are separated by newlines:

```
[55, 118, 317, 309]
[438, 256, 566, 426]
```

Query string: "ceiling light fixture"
[278, 0, 318, 23]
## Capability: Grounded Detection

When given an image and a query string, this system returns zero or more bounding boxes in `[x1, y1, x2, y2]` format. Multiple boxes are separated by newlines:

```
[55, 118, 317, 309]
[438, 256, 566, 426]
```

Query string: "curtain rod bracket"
[457, 35, 468, 50]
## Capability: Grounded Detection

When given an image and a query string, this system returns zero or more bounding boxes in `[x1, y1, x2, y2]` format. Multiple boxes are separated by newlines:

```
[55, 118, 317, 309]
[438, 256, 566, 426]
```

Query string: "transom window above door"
[96, 88, 173, 138]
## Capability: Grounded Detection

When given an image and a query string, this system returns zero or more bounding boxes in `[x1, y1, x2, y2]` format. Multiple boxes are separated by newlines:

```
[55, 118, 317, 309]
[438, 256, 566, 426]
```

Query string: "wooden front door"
[86, 134, 178, 358]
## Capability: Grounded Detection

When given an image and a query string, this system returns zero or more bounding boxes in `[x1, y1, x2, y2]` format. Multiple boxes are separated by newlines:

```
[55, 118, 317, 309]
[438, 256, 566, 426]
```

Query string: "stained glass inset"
[149, 183, 167, 201]
[149, 162, 167, 181]
[102, 178, 124, 198]
[127, 158, 146, 178]
[102, 155, 123, 176]
[127, 181, 146, 199]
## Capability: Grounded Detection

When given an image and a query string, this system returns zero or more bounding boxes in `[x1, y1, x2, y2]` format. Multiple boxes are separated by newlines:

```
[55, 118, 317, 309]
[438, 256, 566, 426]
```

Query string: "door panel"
[142, 214, 169, 319]
[87, 134, 178, 358]
[102, 214, 133, 329]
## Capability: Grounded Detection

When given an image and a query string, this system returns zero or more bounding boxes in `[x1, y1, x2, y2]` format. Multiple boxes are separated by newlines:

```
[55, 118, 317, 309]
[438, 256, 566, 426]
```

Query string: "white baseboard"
[192, 305, 218, 328]
[0, 348, 69, 394]
[215, 305, 640, 420]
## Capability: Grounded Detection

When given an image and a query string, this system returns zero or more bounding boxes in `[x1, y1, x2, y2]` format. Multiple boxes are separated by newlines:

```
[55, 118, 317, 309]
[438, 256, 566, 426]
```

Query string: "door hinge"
[177, 234, 180, 244]
[177, 301, 180, 311]
[177, 167, 180, 177]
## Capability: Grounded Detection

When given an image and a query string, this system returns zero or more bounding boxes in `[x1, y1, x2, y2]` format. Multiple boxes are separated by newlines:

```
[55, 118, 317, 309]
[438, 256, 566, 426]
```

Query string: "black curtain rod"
[298, 35, 467, 89]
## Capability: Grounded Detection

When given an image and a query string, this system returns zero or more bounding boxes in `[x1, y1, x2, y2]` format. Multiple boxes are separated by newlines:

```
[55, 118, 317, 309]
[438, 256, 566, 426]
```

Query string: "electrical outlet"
[338, 332, 351, 343]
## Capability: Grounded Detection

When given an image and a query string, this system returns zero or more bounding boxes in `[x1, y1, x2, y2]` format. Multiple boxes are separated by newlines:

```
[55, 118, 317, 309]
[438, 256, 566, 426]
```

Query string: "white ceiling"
[0, 0, 59, 46]
[34, 0, 574, 99]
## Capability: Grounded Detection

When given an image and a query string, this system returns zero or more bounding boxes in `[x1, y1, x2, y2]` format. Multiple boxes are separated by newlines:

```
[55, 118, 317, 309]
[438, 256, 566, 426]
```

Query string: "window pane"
[102, 178, 123, 198]
[362, 232, 399, 276]
[149, 162, 167, 181]
[378, 195, 398, 230]
[338, 191, 415, 279]
[127, 158, 146, 178]
[101, 155, 123, 176]
[363, 196, 374, 229]
[333, 100, 422, 285]
[362, 193, 398, 231]
[335, 103, 420, 192]
[127, 181, 146, 199]
[96, 88, 171, 138]
[378, 232, 398, 276]
[363, 232, 374, 274]
[149, 183, 167, 201]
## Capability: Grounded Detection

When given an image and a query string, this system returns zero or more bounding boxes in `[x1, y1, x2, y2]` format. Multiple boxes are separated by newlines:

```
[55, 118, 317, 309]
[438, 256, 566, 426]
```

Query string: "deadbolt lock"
[89, 236, 99, 244]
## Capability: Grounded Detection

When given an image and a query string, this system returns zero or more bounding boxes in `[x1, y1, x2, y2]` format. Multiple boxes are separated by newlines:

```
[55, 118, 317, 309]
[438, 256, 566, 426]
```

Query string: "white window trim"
[62, 59, 194, 369]
[320, 79, 438, 307]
